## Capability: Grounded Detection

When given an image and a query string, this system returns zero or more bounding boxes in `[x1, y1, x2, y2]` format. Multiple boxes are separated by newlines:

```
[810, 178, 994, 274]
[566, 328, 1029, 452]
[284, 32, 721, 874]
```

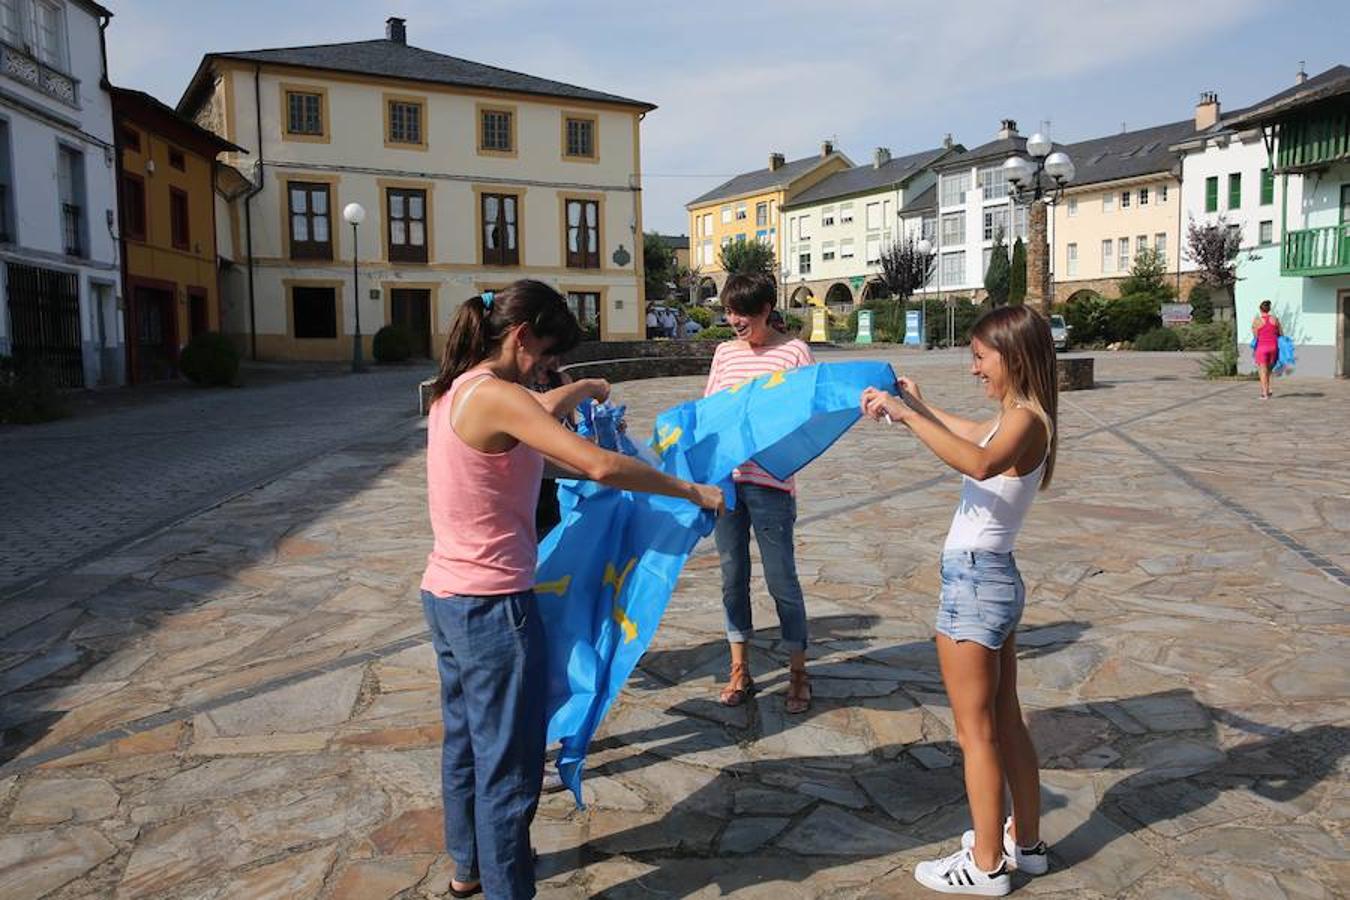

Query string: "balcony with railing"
[0, 41, 79, 108]
[1274, 105, 1350, 174]
[1281, 223, 1350, 277]
[61, 203, 83, 257]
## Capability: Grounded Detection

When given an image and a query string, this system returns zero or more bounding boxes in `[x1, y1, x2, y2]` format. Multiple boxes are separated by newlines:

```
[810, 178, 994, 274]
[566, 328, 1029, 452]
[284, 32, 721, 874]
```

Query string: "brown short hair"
[721, 273, 777, 315]
[1259, 300, 1272, 313]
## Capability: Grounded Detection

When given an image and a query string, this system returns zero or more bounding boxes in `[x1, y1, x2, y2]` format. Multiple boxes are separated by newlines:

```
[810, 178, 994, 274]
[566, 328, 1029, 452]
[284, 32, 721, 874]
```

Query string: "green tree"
[643, 232, 676, 303]
[1188, 283, 1214, 324]
[984, 229, 1010, 307]
[1009, 237, 1027, 305]
[1117, 247, 1174, 302]
[718, 239, 776, 276]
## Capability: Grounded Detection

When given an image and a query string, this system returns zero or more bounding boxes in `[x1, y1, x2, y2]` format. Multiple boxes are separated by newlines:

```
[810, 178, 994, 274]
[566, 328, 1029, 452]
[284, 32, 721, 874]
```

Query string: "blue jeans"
[421, 589, 545, 900]
[937, 550, 1026, 650]
[713, 483, 808, 651]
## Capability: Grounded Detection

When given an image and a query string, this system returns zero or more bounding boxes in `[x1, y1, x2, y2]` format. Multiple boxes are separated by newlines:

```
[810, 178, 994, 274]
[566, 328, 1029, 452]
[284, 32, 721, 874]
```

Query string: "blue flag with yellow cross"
[537, 360, 897, 804]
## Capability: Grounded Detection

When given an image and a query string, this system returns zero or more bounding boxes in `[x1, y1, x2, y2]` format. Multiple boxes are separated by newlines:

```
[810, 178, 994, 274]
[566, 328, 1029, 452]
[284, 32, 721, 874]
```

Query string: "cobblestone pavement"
[0, 366, 434, 594]
[0, 350, 1346, 899]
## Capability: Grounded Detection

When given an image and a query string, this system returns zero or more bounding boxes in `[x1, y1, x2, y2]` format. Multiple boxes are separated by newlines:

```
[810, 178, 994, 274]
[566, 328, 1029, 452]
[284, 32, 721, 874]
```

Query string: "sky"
[106, 0, 1350, 236]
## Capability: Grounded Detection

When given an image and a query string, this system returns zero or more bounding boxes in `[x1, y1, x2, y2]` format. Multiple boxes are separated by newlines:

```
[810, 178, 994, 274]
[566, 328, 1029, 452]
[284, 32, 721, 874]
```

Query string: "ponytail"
[429, 280, 582, 403]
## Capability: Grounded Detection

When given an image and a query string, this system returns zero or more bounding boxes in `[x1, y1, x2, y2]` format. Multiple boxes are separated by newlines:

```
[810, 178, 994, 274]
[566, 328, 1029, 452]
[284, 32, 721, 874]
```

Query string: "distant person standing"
[661, 308, 677, 338]
[646, 307, 659, 339]
[1252, 299, 1283, 400]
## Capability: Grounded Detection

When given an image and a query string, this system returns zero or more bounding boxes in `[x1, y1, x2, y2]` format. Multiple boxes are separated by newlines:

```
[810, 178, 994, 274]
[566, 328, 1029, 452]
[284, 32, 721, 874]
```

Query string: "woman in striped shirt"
[704, 273, 816, 713]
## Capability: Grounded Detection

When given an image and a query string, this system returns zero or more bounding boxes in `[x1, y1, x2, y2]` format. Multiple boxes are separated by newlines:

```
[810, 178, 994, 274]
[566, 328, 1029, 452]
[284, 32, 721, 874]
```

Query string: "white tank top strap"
[448, 370, 495, 431]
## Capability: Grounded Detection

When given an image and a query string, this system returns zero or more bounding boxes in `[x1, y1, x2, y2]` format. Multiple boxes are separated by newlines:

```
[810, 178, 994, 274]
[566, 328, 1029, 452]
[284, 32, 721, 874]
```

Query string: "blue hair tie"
[481, 291, 495, 311]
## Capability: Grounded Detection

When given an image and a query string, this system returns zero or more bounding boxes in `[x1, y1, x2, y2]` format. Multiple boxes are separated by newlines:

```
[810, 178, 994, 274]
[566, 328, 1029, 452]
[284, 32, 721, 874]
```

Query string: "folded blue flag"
[537, 361, 897, 805]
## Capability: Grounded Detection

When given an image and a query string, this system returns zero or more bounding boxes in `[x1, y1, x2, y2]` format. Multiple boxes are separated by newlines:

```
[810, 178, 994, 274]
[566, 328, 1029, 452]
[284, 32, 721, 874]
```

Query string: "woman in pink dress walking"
[1252, 299, 1283, 400]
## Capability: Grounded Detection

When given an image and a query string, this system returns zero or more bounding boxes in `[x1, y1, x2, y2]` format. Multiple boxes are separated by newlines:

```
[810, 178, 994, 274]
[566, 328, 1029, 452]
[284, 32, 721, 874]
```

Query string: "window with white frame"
[840, 238, 855, 259]
[822, 241, 836, 261]
[865, 202, 881, 230]
[1101, 239, 1113, 272]
[790, 217, 800, 242]
[940, 212, 965, 245]
[1066, 242, 1078, 276]
[1136, 235, 1148, 255]
[1067, 197, 1078, 217]
[940, 171, 970, 207]
[866, 235, 881, 264]
[735, 202, 747, 221]
[34, 0, 67, 69]
[721, 205, 731, 224]
[702, 213, 712, 236]
[983, 206, 1009, 241]
[1120, 190, 1131, 209]
[1103, 192, 1115, 212]
[0, 1, 22, 45]
[839, 203, 854, 224]
[1118, 236, 1130, 272]
[1139, 187, 1149, 206]
[978, 165, 1008, 201]
[1154, 232, 1166, 259]
[701, 238, 712, 266]
[821, 206, 835, 227]
[799, 214, 812, 240]
[1159, 184, 1169, 203]
[921, 216, 936, 242]
[1259, 220, 1274, 245]
[941, 250, 965, 285]
[798, 251, 811, 275]
[755, 201, 767, 227]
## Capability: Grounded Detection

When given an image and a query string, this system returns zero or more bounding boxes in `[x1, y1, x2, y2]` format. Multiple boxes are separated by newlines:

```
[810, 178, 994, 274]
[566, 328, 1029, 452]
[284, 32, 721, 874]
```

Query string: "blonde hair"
[970, 305, 1059, 489]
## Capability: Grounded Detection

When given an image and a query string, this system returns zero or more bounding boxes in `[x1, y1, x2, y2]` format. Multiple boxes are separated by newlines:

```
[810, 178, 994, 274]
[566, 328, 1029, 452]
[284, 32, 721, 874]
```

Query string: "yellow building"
[113, 87, 241, 383]
[176, 16, 655, 361]
[1051, 119, 1201, 305]
[686, 144, 851, 299]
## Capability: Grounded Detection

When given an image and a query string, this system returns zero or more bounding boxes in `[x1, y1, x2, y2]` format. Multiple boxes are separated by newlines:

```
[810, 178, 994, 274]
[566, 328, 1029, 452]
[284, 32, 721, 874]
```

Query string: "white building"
[178, 16, 655, 360]
[931, 120, 1033, 298]
[0, 0, 122, 387]
[778, 142, 960, 306]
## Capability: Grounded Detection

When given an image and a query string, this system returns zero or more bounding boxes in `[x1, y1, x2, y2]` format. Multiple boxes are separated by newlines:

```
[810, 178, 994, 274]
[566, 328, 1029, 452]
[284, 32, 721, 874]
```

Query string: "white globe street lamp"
[343, 203, 367, 372]
[1025, 131, 1053, 159]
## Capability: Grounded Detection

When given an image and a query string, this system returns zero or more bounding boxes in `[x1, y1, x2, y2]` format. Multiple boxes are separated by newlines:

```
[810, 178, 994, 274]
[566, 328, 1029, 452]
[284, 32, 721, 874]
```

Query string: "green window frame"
[1260, 168, 1274, 205]
[1228, 173, 1241, 209]
[1204, 176, 1218, 213]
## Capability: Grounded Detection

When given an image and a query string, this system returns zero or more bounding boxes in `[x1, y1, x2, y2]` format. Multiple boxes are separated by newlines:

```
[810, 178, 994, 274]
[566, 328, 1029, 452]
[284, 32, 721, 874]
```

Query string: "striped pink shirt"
[703, 337, 815, 493]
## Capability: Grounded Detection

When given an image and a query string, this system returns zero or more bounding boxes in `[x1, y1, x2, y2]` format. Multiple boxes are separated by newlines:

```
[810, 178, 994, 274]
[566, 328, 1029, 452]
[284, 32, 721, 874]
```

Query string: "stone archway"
[1064, 288, 1103, 306]
[698, 276, 718, 303]
[824, 282, 854, 307]
[860, 280, 891, 302]
[788, 286, 813, 308]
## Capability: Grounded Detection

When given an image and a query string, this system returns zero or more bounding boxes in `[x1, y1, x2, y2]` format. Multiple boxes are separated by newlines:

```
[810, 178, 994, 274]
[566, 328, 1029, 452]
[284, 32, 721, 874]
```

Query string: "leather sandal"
[449, 881, 482, 899]
[719, 662, 755, 707]
[785, 667, 811, 715]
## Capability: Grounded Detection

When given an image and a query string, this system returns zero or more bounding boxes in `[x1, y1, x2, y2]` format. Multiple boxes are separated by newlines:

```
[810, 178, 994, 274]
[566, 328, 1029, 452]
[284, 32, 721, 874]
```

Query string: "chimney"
[873, 147, 891, 169]
[1296, 60, 1307, 85]
[768, 152, 785, 171]
[821, 140, 835, 158]
[943, 133, 954, 149]
[1195, 91, 1220, 130]
[386, 16, 407, 44]
[997, 119, 1018, 140]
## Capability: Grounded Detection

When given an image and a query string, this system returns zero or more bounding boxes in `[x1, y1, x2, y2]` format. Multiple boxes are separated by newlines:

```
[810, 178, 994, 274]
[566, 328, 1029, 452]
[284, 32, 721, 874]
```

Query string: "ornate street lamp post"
[1002, 134, 1074, 309]
[343, 202, 367, 373]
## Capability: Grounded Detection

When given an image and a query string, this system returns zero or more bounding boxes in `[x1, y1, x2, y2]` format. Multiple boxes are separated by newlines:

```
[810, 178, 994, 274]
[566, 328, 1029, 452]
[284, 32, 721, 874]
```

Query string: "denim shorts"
[936, 550, 1025, 650]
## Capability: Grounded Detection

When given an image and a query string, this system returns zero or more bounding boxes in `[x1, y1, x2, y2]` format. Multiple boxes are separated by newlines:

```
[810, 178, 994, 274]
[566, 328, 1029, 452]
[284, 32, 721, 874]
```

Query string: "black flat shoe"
[450, 881, 482, 898]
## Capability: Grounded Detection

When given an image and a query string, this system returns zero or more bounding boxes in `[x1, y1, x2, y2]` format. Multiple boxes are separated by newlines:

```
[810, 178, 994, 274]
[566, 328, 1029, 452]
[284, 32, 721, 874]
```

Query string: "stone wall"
[1053, 272, 1205, 306]
[562, 340, 716, 365]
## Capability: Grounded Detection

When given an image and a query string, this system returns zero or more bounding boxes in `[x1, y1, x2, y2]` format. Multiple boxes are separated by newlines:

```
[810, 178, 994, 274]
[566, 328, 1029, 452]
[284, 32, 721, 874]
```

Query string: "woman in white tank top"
[862, 305, 1059, 897]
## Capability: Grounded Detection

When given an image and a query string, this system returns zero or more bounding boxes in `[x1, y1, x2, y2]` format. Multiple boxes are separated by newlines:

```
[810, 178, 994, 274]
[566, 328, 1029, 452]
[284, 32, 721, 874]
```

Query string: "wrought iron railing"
[61, 203, 82, 256]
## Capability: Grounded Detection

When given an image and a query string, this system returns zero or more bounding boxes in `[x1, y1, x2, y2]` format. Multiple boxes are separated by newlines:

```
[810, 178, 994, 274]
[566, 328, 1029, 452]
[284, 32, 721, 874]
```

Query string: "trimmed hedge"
[696, 325, 735, 341]
[372, 325, 414, 363]
[1133, 327, 1182, 351]
[1174, 321, 1233, 351]
[179, 332, 240, 387]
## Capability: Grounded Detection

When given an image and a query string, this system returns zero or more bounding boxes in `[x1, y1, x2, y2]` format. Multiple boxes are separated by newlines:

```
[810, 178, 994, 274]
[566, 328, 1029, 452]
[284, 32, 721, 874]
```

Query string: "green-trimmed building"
[1227, 67, 1350, 377]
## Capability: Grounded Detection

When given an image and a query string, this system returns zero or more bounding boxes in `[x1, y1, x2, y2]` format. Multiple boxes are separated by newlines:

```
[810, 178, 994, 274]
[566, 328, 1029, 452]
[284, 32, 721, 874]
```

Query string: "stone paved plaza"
[0, 350, 1346, 899]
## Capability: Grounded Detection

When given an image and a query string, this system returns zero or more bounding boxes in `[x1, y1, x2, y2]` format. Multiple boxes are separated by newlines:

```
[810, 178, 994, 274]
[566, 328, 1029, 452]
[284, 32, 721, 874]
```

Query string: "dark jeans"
[713, 482, 809, 651]
[422, 589, 546, 900]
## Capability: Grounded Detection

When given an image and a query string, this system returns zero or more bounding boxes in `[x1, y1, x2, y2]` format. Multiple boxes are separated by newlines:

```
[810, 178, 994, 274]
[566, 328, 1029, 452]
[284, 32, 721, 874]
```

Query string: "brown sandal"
[785, 667, 811, 715]
[719, 662, 755, 707]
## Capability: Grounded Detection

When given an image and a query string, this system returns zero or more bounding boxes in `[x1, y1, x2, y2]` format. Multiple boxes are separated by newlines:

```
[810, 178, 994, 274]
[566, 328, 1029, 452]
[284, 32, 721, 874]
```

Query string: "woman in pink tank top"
[421, 280, 723, 900]
[1251, 299, 1283, 400]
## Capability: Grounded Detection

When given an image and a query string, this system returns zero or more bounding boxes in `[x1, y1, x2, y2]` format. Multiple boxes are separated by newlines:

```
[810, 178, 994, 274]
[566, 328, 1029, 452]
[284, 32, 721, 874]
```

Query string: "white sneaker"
[914, 847, 1011, 896]
[961, 817, 1049, 875]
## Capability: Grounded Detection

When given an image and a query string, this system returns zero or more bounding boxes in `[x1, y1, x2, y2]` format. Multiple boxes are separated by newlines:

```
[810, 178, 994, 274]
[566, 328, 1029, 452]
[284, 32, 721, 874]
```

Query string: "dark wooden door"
[131, 287, 178, 383]
[390, 288, 431, 358]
